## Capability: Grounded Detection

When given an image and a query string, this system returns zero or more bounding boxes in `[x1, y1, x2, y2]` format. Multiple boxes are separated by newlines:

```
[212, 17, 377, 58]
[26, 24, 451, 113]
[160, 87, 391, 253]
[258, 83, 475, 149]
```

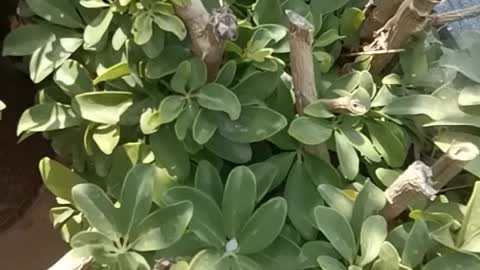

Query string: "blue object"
[435, 0, 480, 38]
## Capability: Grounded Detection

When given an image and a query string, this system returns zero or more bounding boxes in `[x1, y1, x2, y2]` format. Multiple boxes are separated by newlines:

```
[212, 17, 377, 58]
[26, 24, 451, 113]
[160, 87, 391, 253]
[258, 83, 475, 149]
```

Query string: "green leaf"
[223, 166, 257, 238]
[142, 28, 165, 58]
[159, 95, 187, 125]
[232, 70, 281, 104]
[382, 95, 444, 120]
[189, 250, 230, 270]
[165, 187, 226, 248]
[92, 124, 120, 155]
[300, 241, 341, 269]
[152, 12, 187, 40]
[171, 61, 190, 94]
[84, 8, 114, 48]
[401, 220, 431, 268]
[29, 28, 83, 83]
[423, 253, 480, 270]
[400, 38, 428, 82]
[288, 117, 333, 145]
[217, 106, 288, 143]
[196, 83, 241, 120]
[238, 197, 287, 254]
[17, 103, 80, 135]
[146, 46, 191, 79]
[195, 160, 223, 206]
[249, 162, 277, 202]
[366, 121, 406, 168]
[253, 0, 283, 25]
[340, 8, 365, 47]
[267, 152, 296, 190]
[193, 109, 217, 144]
[285, 161, 322, 240]
[232, 256, 262, 270]
[317, 256, 347, 270]
[175, 103, 199, 140]
[26, 0, 83, 28]
[132, 201, 193, 251]
[315, 29, 345, 48]
[116, 252, 150, 270]
[310, 0, 349, 14]
[335, 131, 359, 180]
[458, 182, 480, 247]
[351, 181, 386, 238]
[304, 101, 335, 118]
[119, 164, 155, 236]
[133, 13, 153, 45]
[79, 0, 110, 8]
[73, 91, 133, 125]
[216, 60, 237, 87]
[50, 206, 75, 227]
[39, 158, 87, 201]
[93, 62, 130, 85]
[371, 242, 401, 270]
[54, 59, 93, 97]
[375, 168, 401, 187]
[314, 206, 356, 264]
[188, 57, 208, 91]
[2, 24, 53, 56]
[71, 231, 116, 261]
[318, 185, 353, 221]
[253, 236, 301, 270]
[72, 184, 120, 240]
[150, 125, 191, 180]
[303, 153, 342, 187]
[356, 216, 388, 266]
[340, 126, 381, 162]
[206, 133, 252, 164]
[313, 51, 334, 73]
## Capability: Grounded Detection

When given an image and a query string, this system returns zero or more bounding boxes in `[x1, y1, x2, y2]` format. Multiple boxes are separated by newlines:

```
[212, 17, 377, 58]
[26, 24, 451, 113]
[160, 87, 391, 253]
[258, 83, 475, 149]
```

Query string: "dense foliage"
[4, 0, 480, 269]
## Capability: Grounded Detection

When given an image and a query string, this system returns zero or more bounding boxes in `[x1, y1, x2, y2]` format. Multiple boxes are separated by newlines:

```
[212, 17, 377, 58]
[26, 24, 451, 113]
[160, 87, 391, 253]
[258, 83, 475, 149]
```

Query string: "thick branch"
[48, 252, 91, 270]
[320, 96, 367, 115]
[365, 0, 441, 74]
[360, 0, 405, 40]
[174, 1, 237, 79]
[383, 161, 435, 221]
[382, 142, 479, 221]
[432, 4, 480, 25]
[287, 10, 330, 161]
[432, 142, 479, 189]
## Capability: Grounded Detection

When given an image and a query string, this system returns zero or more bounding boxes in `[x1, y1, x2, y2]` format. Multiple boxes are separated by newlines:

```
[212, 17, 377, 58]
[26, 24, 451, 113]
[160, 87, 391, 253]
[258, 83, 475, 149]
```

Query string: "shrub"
[4, 0, 480, 269]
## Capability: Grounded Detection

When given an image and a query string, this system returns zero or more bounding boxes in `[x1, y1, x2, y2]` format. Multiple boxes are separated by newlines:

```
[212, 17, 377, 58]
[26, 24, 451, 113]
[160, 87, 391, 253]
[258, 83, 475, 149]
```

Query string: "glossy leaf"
[72, 184, 119, 240]
[93, 62, 130, 85]
[146, 46, 191, 79]
[26, 0, 83, 28]
[165, 186, 226, 248]
[73, 91, 133, 125]
[196, 83, 241, 120]
[238, 197, 287, 254]
[314, 206, 356, 264]
[54, 59, 93, 96]
[189, 249, 230, 270]
[223, 166, 257, 238]
[132, 201, 193, 251]
[84, 8, 114, 48]
[2, 24, 53, 56]
[194, 160, 223, 205]
[39, 158, 87, 201]
[288, 117, 333, 145]
[17, 103, 80, 135]
[217, 106, 288, 143]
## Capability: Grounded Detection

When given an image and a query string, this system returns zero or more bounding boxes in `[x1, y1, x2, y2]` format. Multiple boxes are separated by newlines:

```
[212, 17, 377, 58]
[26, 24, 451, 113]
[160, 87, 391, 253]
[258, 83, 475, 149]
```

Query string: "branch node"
[321, 96, 367, 115]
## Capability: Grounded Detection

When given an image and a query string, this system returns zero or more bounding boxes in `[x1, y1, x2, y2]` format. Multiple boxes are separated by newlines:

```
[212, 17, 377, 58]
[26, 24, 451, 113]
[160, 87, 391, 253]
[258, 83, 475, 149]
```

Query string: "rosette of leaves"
[69, 164, 193, 269]
[156, 162, 301, 270]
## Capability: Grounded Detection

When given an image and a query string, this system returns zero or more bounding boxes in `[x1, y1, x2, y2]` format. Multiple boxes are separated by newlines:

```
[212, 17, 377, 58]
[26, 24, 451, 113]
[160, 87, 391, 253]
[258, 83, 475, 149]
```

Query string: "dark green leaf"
[72, 184, 120, 240]
[310, 0, 349, 14]
[232, 70, 281, 104]
[300, 241, 341, 269]
[146, 46, 191, 79]
[132, 201, 193, 251]
[217, 106, 288, 143]
[249, 162, 277, 202]
[223, 166, 257, 238]
[158, 95, 187, 125]
[315, 29, 345, 48]
[150, 125, 191, 180]
[303, 153, 342, 187]
[193, 109, 217, 144]
[285, 161, 322, 240]
[165, 187, 226, 248]
[152, 12, 187, 40]
[423, 253, 480, 270]
[252, 236, 301, 270]
[133, 13, 153, 45]
[195, 160, 223, 205]
[335, 131, 359, 180]
[288, 117, 333, 145]
[206, 133, 252, 164]
[340, 126, 381, 162]
[253, 0, 283, 25]
[401, 220, 431, 268]
[238, 197, 287, 254]
[366, 121, 406, 168]
[340, 8, 364, 47]
[304, 101, 335, 118]
[2, 24, 52, 56]
[267, 152, 296, 190]
[314, 206, 356, 264]
[26, 0, 83, 28]
[196, 83, 241, 120]
[189, 249, 230, 270]
[215, 60, 237, 87]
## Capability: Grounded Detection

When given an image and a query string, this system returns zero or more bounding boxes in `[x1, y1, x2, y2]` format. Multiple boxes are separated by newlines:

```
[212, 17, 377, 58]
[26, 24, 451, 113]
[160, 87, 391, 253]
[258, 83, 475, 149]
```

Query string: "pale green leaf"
[93, 62, 130, 85]
[72, 91, 133, 125]
[318, 184, 353, 221]
[39, 157, 87, 201]
[351, 181, 386, 238]
[335, 131, 359, 180]
[317, 256, 347, 270]
[17, 103, 80, 135]
[54, 59, 93, 96]
[356, 215, 388, 266]
[84, 8, 114, 48]
[92, 124, 120, 155]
